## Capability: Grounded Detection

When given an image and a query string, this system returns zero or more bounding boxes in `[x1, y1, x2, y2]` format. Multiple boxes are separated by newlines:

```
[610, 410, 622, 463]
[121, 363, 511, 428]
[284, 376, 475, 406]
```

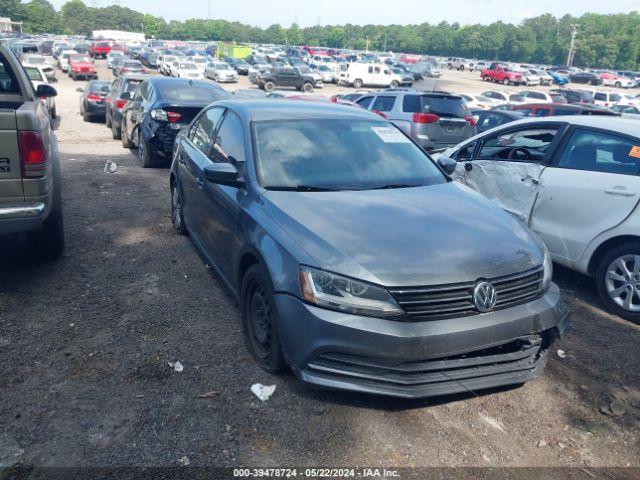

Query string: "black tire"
[121, 119, 133, 148]
[459, 65, 464, 71]
[111, 120, 121, 140]
[81, 105, 90, 122]
[301, 82, 313, 93]
[353, 78, 363, 89]
[28, 208, 65, 259]
[138, 134, 158, 168]
[390, 80, 399, 89]
[105, 110, 112, 129]
[615, 82, 622, 88]
[595, 242, 640, 324]
[503, 78, 510, 86]
[50, 105, 56, 120]
[264, 81, 275, 92]
[171, 181, 188, 235]
[241, 264, 286, 373]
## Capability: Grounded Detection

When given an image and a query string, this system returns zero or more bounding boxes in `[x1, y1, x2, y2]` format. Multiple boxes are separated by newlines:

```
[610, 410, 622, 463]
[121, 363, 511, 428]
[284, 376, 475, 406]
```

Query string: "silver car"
[355, 90, 477, 151]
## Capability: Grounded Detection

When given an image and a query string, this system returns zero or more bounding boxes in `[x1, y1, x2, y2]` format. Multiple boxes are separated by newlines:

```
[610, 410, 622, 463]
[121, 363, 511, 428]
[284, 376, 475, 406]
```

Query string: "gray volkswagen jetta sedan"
[169, 100, 569, 398]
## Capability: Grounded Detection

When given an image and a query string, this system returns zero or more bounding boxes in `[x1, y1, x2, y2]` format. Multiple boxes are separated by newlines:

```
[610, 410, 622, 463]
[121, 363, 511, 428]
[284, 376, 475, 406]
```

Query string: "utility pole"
[566, 24, 579, 67]
[365, 36, 370, 53]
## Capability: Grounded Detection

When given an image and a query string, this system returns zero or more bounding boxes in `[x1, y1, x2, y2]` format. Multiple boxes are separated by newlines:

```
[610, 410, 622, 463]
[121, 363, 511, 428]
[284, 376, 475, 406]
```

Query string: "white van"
[339, 63, 404, 89]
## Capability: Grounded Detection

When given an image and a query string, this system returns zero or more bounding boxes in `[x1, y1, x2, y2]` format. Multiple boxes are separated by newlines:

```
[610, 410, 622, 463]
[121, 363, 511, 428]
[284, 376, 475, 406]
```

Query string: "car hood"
[262, 182, 544, 287]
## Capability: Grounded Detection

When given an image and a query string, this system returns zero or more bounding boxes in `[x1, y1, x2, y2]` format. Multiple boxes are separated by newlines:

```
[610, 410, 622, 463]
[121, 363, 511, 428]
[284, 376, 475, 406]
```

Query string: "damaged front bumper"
[274, 282, 569, 398]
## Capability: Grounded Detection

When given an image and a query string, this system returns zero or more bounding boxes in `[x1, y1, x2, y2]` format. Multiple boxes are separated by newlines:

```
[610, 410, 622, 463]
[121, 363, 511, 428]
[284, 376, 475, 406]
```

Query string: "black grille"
[388, 266, 544, 320]
[306, 334, 547, 390]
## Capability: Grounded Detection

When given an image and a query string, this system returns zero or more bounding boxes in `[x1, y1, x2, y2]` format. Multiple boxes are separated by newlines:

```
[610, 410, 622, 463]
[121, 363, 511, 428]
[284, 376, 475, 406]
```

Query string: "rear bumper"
[274, 283, 568, 398]
[0, 202, 46, 236]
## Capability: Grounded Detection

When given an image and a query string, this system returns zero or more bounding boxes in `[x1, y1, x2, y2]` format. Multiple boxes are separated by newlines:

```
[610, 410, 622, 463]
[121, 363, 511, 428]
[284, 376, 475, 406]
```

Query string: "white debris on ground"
[103, 160, 117, 173]
[168, 361, 184, 372]
[251, 383, 276, 402]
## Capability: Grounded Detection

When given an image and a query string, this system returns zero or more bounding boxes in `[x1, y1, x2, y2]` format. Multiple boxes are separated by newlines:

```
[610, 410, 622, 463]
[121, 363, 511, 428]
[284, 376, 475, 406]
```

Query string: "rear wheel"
[105, 110, 112, 129]
[353, 78, 363, 89]
[138, 134, 158, 168]
[81, 104, 90, 122]
[111, 120, 121, 140]
[615, 82, 622, 88]
[121, 119, 133, 148]
[241, 264, 286, 373]
[596, 243, 640, 325]
[264, 81, 275, 92]
[390, 80, 399, 89]
[28, 208, 65, 259]
[302, 82, 313, 93]
[171, 182, 188, 235]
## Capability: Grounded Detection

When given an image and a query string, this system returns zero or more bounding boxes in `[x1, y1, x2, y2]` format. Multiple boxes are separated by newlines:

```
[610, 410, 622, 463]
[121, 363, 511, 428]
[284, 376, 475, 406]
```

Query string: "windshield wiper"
[369, 183, 423, 190]
[266, 185, 339, 192]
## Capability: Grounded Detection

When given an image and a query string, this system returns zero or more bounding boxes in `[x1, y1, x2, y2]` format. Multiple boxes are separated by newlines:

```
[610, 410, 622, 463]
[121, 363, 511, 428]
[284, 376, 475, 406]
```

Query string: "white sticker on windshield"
[371, 126, 411, 143]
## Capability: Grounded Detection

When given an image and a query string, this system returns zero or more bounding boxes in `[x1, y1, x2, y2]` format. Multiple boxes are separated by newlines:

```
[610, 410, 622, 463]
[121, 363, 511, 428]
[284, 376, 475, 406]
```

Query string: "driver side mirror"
[437, 157, 458, 175]
[36, 84, 58, 98]
[204, 163, 245, 188]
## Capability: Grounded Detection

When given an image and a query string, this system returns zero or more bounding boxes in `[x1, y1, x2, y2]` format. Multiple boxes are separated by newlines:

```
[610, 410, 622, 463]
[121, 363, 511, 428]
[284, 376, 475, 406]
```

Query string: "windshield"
[403, 95, 470, 118]
[71, 55, 90, 62]
[216, 63, 230, 69]
[253, 119, 446, 190]
[180, 63, 197, 69]
[158, 83, 226, 102]
[27, 57, 46, 64]
[24, 67, 43, 81]
[88, 81, 110, 93]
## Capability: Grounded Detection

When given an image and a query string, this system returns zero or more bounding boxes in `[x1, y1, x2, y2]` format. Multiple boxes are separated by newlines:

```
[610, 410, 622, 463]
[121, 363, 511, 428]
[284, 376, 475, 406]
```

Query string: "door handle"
[605, 188, 635, 197]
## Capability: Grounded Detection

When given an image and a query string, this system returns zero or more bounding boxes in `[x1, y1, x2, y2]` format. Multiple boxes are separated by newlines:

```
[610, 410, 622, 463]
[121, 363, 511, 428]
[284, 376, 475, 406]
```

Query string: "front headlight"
[299, 266, 403, 317]
[542, 248, 553, 292]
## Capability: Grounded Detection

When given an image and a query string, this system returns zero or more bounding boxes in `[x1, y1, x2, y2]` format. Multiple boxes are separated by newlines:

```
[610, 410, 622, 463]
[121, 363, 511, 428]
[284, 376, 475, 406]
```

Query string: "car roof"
[481, 115, 640, 138]
[213, 99, 379, 122]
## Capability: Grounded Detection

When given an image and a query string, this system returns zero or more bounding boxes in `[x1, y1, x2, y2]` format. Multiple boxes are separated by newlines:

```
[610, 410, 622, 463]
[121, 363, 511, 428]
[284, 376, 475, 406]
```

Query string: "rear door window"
[557, 128, 640, 175]
[371, 96, 395, 112]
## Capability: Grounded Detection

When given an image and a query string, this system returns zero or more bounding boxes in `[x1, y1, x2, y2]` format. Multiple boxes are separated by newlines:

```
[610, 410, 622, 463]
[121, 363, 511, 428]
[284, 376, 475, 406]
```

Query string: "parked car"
[52, 41, 71, 59]
[169, 61, 204, 79]
[223, 57, 251, 75]
[569, 72, 603, 86]
[68, 54, 97, 81]
[550, 89, 594, 105]
[140, 52, 159, 69]
[481, 90, 526, 104]
[460, 94, 500, 109]
[520, 91, 567, 104]
[168, 99, 567, 397]
[0, 44, 63, 257]
[593, 91, 623, 108]
[338, 63, 404, 89]
[88, 41, 111, 59]
[106, 51, 126, 69]
[104, 74, 150, 140]
[23, 65, 56, 119]
[205, 62, 238, 83]
[248, 63, 271, 84]
[120, 78, 229, 167]
[258, 67, 320, 93]
[78, 80, 110, 122]
[22, 54, 56, 82]
[448, 57, 475, 71]
[510, 103, 618, 117]
[520, 69, 541, 86]
[547, 70, 570, 86]
[158, 55, 178, 76]
[57, 50, 77, 72]
[115, 60, 146, 77]
[481, 63, 525, 86]
[315, 64, 339, 84]
[529, 69, 553, 86]
[599, 72, 635, 88]
[442, 116, 640, 322]
[611, 104, 640, 119]
[355, 90, 476, 151]
[470, 109, 525, 133]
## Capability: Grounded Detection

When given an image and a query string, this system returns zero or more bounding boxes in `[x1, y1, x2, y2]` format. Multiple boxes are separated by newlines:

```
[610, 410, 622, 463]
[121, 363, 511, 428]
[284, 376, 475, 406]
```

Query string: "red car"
[481, 63, 525, 86]
[89, 41, 111, 59]
[68, 54, 97, 81]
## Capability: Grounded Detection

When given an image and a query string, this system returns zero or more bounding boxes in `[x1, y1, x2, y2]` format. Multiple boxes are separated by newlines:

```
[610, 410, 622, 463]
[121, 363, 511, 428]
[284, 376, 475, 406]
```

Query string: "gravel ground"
[0, 60, 639, 471]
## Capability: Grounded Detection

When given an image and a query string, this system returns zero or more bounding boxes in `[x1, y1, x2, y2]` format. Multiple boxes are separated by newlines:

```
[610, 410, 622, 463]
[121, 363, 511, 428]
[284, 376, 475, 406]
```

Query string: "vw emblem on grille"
[473, 281, 497, 313]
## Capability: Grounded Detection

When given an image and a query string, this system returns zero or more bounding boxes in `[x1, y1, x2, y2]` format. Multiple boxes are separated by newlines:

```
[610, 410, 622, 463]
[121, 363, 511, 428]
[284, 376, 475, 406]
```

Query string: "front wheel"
[353, 78, 363, 89]
[105, 110, 112, 129]
[171, 182, 188, 235]
[264, 81, 275, 92]
[241, 264, 286, 373]
[390, 80, 399, 89]
[301, 82, 313, 93]
[503, 78, 510, 85]
[596, 243, 640, 324]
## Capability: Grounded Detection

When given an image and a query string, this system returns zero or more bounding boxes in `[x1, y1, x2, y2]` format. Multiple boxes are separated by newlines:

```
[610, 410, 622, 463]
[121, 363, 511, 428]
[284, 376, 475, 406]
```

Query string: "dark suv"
[355, 90, 476, 151]
[550, 89, 595, 105]
[258, 67, 320, 93]
[105, 74, 150, 140]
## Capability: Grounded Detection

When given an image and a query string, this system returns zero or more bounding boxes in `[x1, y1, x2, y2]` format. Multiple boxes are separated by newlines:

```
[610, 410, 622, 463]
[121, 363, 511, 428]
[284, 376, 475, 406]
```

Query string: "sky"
[49, 0, 640, 27]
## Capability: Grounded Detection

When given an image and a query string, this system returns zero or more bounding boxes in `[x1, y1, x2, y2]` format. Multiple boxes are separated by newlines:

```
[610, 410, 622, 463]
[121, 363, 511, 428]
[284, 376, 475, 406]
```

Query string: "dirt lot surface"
[1, 60, 639, 471]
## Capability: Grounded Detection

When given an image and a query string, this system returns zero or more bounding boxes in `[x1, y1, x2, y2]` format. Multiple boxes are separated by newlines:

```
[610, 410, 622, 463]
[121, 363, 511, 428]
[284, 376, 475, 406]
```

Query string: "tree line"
[2, 0, 640, 69]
